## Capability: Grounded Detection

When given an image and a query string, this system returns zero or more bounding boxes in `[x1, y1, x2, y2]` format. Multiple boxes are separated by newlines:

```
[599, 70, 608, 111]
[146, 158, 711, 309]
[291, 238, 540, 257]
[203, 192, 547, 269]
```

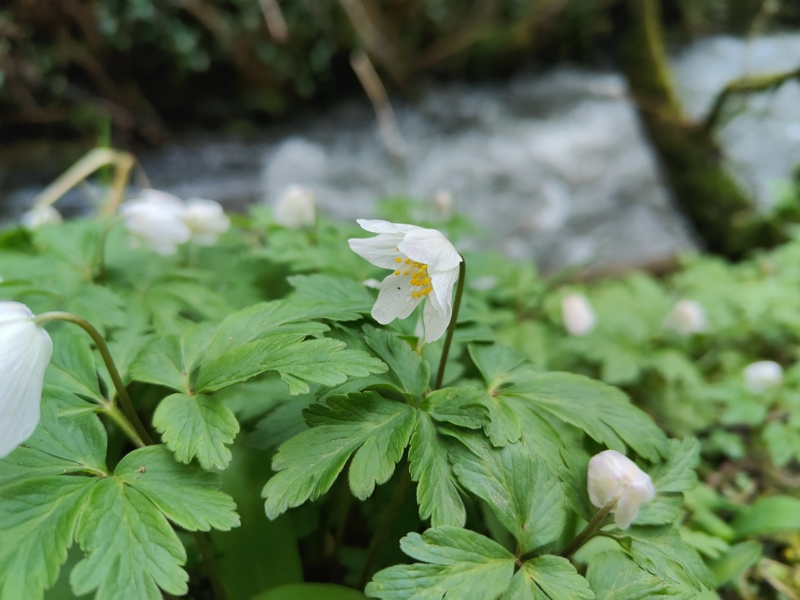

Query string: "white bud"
[433, 189, 453, 216]
[664, 300, 707, 336]
[362, 278, 382, 290]
[21, 205, 62, 229]
[588, 449, 655, 530]
[743, 360, 783, 394]
[183, 198, 230, 246]
[561, 293, 597, 336]
[274, 185, 316, 229]
[119, 189, 191, 256]
[0, 302, 53, 458]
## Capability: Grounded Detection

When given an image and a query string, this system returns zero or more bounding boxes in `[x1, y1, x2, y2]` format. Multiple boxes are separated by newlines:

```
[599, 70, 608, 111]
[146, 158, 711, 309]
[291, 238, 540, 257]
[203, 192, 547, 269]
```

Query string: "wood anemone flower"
[587, 449, 655, 530]
[0, 302, 53, 459]
[348, 219, 462, 343]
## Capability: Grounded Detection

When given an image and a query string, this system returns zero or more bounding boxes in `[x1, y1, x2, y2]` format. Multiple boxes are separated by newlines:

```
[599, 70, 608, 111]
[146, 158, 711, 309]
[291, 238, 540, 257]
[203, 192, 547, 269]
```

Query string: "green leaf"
[504, 371, 667, 462]
[469, 344, 526, 390]
[263, 393, 417, 518]
[45, 329, 104, 403]
[196, 335, 387, 395]
[504, 555, 593, 600]
[365, 527, 515, 600]
[71, 478, 189, 600]
[115, 445, 240, 531]
[451, 434, 566, 553]
[731, 495, 800, 538]
[0, 476, 96, 600]
[651, 438, 701, 493]
[152, 393, 240, 470]
[288, 273, 375, 308]
[363, 325, 429, 398]
[420, 387, 488, 430]
[408, 413, 466, 528]
[66, 285, 127, 331]
[254, 583, 366, 600]
[586, 551, 686, 600]
[620, 526, 715, 590]
[706, 541, 762, 587]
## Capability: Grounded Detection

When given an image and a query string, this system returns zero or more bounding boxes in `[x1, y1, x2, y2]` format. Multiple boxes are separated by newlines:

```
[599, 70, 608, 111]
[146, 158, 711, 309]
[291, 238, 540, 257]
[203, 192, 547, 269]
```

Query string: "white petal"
[429, 266, 460, 312]
[348, 233, 406, 269]
[0, 307, 52, 458]
[397, 228, 461, 272]
[356, 219, 419, 234]
[373, 272, 423, 324]
[275, 186, 316, 229]
[423, 295, 451, 343]
[613, 494, 640, 529]
[184, 198, 230, 241]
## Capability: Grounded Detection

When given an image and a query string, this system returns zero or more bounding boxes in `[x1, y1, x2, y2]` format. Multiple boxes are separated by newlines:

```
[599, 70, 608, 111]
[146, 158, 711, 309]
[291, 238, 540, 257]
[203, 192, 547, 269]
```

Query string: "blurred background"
[2, 0, 800, 274]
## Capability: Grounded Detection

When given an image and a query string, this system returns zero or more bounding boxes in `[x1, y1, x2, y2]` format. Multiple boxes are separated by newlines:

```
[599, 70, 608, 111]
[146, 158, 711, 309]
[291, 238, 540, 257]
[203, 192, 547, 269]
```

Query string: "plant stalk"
[434, 258, 466, 390]
[558, 487, 625, 559]
[35, 311, 154, 445]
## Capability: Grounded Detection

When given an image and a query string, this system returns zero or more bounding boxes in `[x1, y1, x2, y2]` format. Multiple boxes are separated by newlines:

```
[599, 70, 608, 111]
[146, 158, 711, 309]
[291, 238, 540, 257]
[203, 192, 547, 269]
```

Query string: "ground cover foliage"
[1, 190, 800, 600]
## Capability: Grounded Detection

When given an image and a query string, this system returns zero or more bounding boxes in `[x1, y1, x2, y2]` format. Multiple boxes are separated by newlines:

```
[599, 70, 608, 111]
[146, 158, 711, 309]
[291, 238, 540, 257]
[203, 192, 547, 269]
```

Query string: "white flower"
[22, 205, 62, 229]
[183, 198, 230, 245]
[561, 293, 596, 336]
[588, 449, 655, 529]
[433, 189, 453, 216]
[743, 360, 783, 394]
[274, 185, 316, 229]
[363, 278, 382, 290]
[348, 219, 462, 343]
[664, 300, 707, 336]
[119, 189, 191, 256]
[0, 302, 53, 459]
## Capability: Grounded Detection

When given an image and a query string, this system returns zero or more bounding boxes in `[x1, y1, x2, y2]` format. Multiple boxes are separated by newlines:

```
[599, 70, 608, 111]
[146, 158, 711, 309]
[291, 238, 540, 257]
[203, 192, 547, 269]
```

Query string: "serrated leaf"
[504, 371, 667, 461]
[363, 325, 429, 398]
[451, 433, 566, 553]
[288, 274, 375, 308]
[115, 445, 240, 531]
[651, 438, 701, 493]
[504, 555, 594, 600]
[66, 284, 127, 331]
[408, 413, 466, 528]
[152, 393, 240, 470]
[71, 478, 189, 600]
[469, 344, 526, 390]
[263, 393, 416, 517]
[620, 526, 715, 590]
[420, 387, 488, 430]
[366, 527, 515, 600]
[45, 329, 104, 403]
[0, 476, 96, 600]
[197, 335, 387, 394]
[586, 551, 687, 600]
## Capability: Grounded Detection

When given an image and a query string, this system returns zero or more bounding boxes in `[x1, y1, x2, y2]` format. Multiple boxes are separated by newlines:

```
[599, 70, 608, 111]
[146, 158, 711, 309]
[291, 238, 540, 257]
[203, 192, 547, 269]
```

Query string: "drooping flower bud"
[183, 198, 230, 246]
[274, 185, 316, 229]
[561, 293, 596, 336]
[664, 299, 707, 336]
[119, 189, 191, 256]
[21, 205, 63, 230]
[587, 449, 655, 529]
[743, 360, 783, 394]
[0, 302, 53, 458]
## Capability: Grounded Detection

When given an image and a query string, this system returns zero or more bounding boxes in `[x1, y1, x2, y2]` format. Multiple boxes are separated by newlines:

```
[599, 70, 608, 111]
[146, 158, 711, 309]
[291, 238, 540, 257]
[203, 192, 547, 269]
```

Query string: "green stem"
[558, 487, 625, 559]
[193, 530, 229, 600]
[101, 404, 145, 448]
[434, 258, 466, 390]
[358, 465, 412, 589]
[35, 311, 154, 445]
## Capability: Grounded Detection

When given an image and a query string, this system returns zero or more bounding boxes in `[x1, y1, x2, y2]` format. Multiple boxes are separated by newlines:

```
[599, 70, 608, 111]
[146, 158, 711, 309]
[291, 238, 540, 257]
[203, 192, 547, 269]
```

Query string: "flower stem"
[558, 487, 624, 559]
[35, 311, 154, 445]
[434, 257, 466, 390]
[101, 404, 146, 448]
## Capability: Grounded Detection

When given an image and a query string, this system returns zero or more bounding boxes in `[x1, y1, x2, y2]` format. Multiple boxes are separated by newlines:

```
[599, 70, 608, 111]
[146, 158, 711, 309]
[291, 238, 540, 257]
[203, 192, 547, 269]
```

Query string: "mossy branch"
[703, 67, 800, 133]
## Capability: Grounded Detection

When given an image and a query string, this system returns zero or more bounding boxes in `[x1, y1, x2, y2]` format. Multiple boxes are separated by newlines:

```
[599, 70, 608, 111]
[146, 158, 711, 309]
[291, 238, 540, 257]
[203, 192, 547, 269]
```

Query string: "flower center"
[394, 257, 433, 299]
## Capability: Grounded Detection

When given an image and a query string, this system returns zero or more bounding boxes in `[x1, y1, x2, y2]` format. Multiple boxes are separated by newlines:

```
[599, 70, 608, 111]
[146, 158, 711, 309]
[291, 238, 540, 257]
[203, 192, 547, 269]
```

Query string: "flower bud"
[664, 299, 707, 336]
[433, 189, 453, 216]
[561, 293, 596, 336]
[183, 198, 230, 246]
[274, 185, 316, 229]
[588, 449, 655, 529]
[743, 360, 783, 394]
[119, 189, 191, 256]
[0, 302, 53, 458]
[22, 205, 62, 230]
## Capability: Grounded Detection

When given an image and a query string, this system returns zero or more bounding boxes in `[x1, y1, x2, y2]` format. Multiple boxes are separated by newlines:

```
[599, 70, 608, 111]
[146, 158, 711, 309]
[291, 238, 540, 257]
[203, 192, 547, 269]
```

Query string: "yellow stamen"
[395, 257, 402, 263]
[394, 270, 401, 276]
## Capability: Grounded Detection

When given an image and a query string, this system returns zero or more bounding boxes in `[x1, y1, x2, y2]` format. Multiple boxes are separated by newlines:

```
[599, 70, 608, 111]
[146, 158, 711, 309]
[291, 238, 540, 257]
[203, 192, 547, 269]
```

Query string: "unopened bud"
[274, 185, 316, 229]
[664, 300, 707, 336]
[561, 293, 596, 336]
[22, 205, 62, 229]
[743, 360, 783, 394]
[588, 449, 655, 529]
